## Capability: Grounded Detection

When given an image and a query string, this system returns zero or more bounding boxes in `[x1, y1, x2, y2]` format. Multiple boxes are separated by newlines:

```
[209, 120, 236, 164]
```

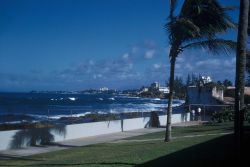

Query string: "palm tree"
[165, 0, 236, 142]
[234, 0, 249, 157]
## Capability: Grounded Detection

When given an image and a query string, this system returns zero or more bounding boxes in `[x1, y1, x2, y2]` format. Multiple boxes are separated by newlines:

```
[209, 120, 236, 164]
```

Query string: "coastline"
[0, 104, 187, 131]
[0, 111, 163, 131]
[0, 92, 186, 131]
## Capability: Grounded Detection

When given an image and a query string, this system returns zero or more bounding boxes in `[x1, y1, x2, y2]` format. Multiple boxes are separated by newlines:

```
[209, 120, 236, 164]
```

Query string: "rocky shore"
[0, 111, 166, 131]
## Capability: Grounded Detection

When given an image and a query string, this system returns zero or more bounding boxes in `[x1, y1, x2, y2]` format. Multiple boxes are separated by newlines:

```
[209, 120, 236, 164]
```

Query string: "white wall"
[0, 130, 19, 151]
[0, 113, 190, 150]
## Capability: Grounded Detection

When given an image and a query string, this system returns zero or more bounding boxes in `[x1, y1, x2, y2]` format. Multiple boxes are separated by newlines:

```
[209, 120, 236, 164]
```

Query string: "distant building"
[100, 87, 109, 91]
[141, 87, 149, 92]
[201, 76, 212, 84]
[159, 87, 169, 94]
[149, 82, 169, 94]
[186, 86, 219, 105]
[151, 82, 160, 89]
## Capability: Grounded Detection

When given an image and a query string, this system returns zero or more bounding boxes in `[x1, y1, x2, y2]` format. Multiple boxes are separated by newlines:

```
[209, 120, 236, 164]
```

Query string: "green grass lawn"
[127, 122, 234, 140]
[0, 122, 247, 167]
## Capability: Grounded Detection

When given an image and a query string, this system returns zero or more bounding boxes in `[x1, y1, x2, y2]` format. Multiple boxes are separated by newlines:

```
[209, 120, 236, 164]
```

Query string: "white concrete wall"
[0, 129, 19, 151]
[0, 113, 190, 150]
[212, 87, 224, 101]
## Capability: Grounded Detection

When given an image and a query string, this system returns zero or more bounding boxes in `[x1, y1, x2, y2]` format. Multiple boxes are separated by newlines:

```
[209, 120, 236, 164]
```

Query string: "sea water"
[0, 92, 185, 124]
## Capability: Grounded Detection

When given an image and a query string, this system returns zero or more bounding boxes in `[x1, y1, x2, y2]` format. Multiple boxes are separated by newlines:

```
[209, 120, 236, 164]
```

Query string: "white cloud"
[122, 53, 129, 59]
[224, 57, 236, 67]
[145, 50, 156, 59]
[177, 57, 185, 63]
[165, 46, 171, 55]
[118, 72, 141, 80]
[131, 46, 139, 54]
[93, 74, 103, 79]
[184, 63, 193, 70]
[153, 63, 161, 69]
[175, 64, 181, 69]
[128, 63, 133, 69]
[89, 60, 95, 66]
[195, 59, 221, 67]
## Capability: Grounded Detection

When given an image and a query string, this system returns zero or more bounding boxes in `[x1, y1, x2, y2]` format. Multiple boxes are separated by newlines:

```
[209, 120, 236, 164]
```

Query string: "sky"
[0, 0, 239, 92]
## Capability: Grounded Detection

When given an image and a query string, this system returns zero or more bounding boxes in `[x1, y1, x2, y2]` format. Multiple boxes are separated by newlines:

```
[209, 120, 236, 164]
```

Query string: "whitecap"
[97, 111, 108, 114]
[68, 97, 77, 101]
[126, 96, 140, 99]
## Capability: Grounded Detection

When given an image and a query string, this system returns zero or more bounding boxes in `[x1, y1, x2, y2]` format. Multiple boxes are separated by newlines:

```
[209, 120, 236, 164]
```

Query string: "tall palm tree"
[234, 0, 249, 157]
[165, 0, 236, 142]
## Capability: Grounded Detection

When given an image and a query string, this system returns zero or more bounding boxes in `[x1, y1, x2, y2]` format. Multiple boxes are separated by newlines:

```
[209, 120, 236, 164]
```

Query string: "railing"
[0, 106, 167, 126]
[46, 108, 168, 125]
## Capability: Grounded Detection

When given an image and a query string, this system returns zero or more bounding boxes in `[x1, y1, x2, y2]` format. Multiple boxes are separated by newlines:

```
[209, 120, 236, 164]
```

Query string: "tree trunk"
[165, 47, 177, 142]
[234, 0, 249, 159]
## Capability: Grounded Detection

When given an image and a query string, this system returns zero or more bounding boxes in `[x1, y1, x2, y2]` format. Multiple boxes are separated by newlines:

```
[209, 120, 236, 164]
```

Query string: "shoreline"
[0, 104, 187, 131]
[0, 111, 165, 131]
[0, 100, 187, 131]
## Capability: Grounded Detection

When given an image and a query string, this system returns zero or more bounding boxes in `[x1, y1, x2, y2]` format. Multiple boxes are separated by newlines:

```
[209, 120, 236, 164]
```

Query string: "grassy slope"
[0, 122, 241, 167]
[127, 122, 234, 140]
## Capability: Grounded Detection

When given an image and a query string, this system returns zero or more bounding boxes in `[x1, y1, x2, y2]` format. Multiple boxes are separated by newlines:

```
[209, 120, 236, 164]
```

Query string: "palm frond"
[179, 0, 236, 37]
[167, 17, 201, 42]
[169, 0, 178, 19]
[181, 39, 236, 55]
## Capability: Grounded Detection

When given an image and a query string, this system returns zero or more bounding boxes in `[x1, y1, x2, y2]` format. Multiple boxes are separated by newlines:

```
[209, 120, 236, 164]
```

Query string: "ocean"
[0, 92, 185, 124]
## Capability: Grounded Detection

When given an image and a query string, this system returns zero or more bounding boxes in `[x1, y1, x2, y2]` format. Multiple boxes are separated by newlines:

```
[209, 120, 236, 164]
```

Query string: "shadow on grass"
[172, 127, 233, 134]
[41, 162, 137, 166]
[47, 142, 78, 148]
[0, 154, 43, 161]
[136, 134, 236, 167]
[0, 162, 137, 166]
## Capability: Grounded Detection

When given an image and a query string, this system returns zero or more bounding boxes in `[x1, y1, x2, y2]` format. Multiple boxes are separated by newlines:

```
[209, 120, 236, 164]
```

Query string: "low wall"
[0, 113, 190, 150]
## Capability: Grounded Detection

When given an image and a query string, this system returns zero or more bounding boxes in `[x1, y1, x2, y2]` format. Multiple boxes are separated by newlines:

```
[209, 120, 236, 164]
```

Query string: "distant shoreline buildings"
[99, 87, 109, 92]
[135, 82, 169, 98]
[150, 82, 169, 94]
[139, 82, 169, 94]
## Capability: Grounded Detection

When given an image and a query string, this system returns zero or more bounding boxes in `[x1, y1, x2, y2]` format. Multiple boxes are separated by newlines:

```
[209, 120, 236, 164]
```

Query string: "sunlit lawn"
[0, 122, 247, 167]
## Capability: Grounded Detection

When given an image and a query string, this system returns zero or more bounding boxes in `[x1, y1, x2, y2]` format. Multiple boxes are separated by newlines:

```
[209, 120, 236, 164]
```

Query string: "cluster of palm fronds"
[165, 0, 237, 141]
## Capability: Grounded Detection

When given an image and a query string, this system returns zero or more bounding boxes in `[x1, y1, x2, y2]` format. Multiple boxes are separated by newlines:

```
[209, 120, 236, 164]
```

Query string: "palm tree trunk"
[234, 0, 249, 158]
[165, 47, 177, 142]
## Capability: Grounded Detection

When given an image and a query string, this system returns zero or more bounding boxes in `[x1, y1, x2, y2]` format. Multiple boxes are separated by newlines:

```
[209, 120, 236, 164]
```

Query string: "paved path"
[0, 128, 164, 159]
[0, 121, 201, 159]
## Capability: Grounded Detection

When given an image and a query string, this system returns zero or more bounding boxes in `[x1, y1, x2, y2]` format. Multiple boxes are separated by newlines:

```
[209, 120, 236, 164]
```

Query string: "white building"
[100, 87, 109, 91]
[141, 87, 149, 92]
[151, 82, 160, 89]
[159, 87, 169, 94]
[201, 76, 212, 84]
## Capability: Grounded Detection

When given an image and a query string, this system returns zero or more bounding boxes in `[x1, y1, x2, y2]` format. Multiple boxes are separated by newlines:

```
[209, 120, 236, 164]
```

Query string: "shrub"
[245, 109, 250, 123]
[211, 108, 233, 123]
[212, 108, 250, 123]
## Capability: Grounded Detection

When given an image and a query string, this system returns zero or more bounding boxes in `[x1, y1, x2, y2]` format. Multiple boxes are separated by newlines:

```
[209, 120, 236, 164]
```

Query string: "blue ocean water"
[0, 92, 185, 124]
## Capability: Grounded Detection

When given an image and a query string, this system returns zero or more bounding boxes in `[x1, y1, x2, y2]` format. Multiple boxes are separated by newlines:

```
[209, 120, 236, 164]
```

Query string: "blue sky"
[0, 0, 239, 91]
